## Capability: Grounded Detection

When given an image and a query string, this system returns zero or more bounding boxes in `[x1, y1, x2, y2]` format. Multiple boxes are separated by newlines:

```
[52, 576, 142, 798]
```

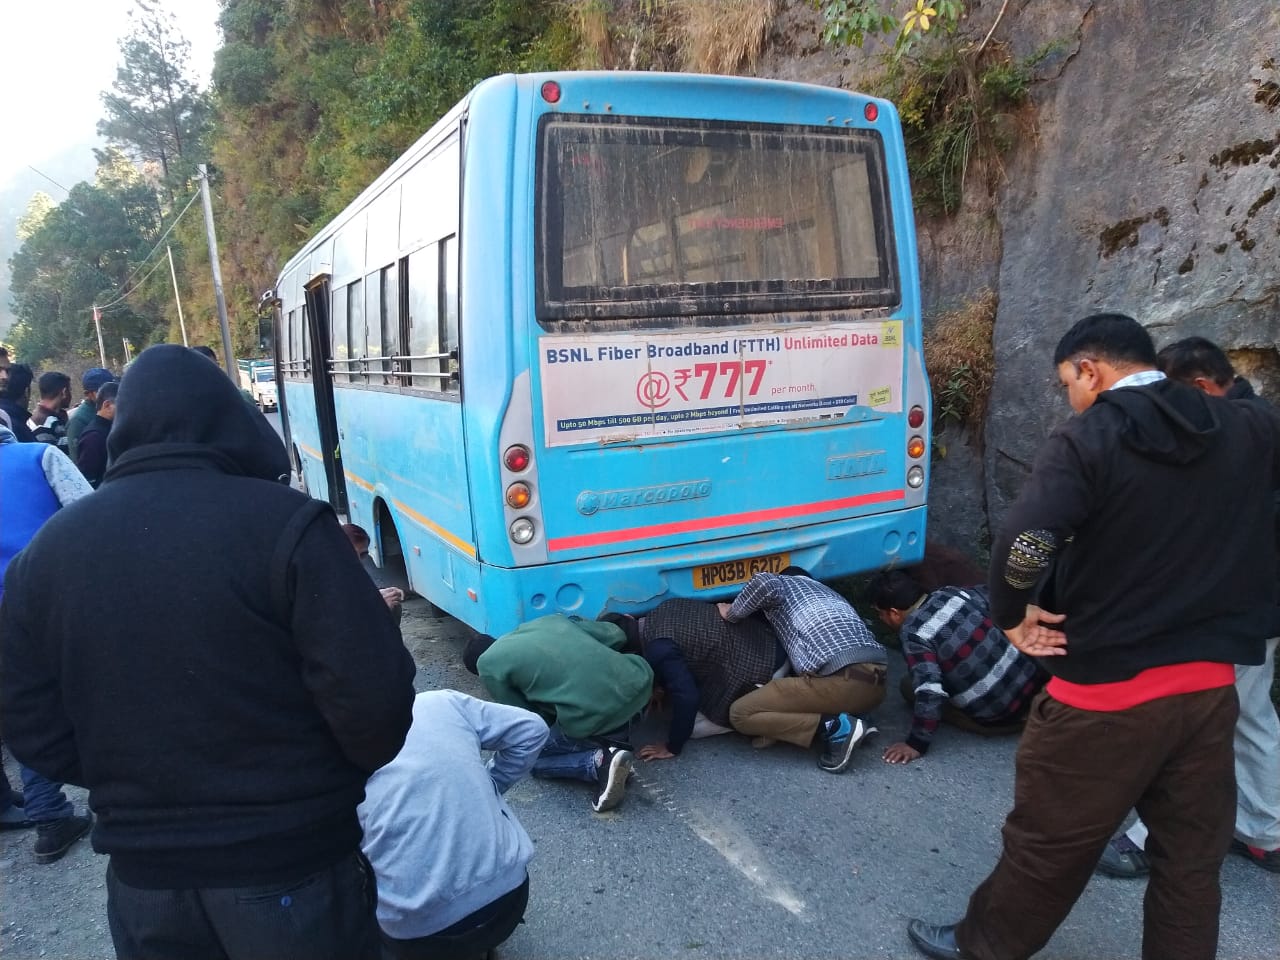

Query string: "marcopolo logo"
[577, 480, 712, 516]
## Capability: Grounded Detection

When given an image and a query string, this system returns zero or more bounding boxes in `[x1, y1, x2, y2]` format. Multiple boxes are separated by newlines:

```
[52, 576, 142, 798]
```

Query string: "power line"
[27, 166, 73, 195]
[92, 188, 202, 312]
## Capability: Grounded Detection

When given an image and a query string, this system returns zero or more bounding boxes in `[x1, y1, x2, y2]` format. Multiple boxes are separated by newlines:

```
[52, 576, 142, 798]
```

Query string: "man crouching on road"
[0, 344, 417, 960]
[906, 314, 1280, 960]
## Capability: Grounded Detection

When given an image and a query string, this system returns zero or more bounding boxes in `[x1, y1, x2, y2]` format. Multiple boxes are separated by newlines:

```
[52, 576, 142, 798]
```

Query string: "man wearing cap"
[67, 368, 114, 462]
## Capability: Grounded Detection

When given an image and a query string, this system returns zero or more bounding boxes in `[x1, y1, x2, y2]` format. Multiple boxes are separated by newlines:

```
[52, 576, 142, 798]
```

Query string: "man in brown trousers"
[906, 313, 1280, 960]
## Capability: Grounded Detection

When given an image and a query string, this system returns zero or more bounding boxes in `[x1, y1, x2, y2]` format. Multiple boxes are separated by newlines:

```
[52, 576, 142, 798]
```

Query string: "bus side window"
[348, 280, 365, 384]
[441, 235, 459, 389]
[381, 263, 399, 383]
[301, 303, 310, 370]
[406, 244, 440, 389]
[365, 271, 382, 382]
[286, 309, 296, 372]
[332, 286, 349, 382]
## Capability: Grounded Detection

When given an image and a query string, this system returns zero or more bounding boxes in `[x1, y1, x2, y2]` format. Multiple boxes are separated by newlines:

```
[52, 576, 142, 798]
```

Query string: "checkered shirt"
[901, 586, 1046, 753]
[726, 573, 884, 676]
[642, 598, 782, 726]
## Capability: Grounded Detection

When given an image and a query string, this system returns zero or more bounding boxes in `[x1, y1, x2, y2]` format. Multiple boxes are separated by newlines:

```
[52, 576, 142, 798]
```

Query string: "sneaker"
[818, 713, 871, 773]
[0, 805, 35, 831]
[34, 814, 92, 865]
[1095, 834, 1149, 879]
[592, 748, 633, 813]
[1229, 838, 1280, 873]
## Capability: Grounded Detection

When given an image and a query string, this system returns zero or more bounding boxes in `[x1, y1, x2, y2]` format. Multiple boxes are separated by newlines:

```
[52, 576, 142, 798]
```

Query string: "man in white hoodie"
[359, 689, 549, 959]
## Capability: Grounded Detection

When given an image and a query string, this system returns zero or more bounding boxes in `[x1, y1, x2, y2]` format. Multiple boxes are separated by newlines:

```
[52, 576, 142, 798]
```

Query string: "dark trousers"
[382, 875, 529, 960]
[955, 685, 1238, 960]
[106, 850, 380, 960]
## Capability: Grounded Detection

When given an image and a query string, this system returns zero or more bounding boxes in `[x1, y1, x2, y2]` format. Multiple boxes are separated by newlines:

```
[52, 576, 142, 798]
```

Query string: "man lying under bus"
[601, 597, 786, 759]
[720, 567, 886, 774]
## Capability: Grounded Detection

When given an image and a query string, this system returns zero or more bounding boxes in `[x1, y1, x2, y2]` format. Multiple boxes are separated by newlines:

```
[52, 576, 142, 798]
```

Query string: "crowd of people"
[0, 315, 1277, 960]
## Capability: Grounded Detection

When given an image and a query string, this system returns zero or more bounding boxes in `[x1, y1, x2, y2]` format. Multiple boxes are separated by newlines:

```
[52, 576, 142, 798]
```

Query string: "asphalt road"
[2, 464, 1276, 957]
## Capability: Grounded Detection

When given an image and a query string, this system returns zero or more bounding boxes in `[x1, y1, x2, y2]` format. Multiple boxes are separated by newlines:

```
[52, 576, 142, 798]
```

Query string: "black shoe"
[1095, 834, 1150, 878]
[592, 748, 633, 813]
[0, 805, 35, 831]
[907, 919, 968, 960]
[34, 814, 92, 864]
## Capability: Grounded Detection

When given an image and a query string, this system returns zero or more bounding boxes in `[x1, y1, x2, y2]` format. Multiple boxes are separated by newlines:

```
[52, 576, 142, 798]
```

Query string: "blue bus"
[270, 71, 929, 637]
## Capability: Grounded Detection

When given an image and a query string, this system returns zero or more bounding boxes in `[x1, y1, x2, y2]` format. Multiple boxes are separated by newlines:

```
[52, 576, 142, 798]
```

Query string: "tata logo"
[577, 480, 712, 515]
[826, 451, 887, 480]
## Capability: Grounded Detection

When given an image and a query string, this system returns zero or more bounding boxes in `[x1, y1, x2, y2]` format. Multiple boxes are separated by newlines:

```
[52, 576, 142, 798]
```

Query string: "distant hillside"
[0, 142, 100, 339]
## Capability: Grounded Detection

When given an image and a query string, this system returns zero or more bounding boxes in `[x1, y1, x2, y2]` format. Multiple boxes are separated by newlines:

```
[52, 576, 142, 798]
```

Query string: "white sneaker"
[592, 748, 633, 812]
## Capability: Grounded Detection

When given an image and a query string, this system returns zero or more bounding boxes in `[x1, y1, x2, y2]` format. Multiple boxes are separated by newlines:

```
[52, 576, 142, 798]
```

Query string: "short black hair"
[599, 612, 641, 653]
[867, 569, 926, 611]
[0, 346, 9, 359]
[3, 363, 33, 399]
[462, 633, 496, 675]
[192, 345, 218, 361]
[780, 565, 811, 578]
[1052, 313, 1157, 369]
[38, 371, 71, 399]
[1155, 336, 1235, 388]
[96, 381, 120, 407]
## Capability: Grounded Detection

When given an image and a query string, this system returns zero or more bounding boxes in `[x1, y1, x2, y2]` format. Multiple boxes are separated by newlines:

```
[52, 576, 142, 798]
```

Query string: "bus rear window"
[537, 115, 899, 322]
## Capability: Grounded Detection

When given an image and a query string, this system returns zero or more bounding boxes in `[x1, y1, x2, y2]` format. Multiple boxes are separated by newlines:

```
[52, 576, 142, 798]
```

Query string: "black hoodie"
[989, 377, 1280, 684]
[0, 344, 416, 888]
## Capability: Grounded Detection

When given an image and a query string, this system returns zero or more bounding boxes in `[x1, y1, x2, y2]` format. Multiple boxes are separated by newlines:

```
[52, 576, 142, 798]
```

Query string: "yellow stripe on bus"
[343, 470, 375, 493]
[393, 499, 477, 559]
[298, 443, 322, 461]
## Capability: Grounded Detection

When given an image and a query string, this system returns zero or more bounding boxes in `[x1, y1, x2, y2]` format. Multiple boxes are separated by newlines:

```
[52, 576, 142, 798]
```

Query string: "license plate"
[692, 552, 790, 590]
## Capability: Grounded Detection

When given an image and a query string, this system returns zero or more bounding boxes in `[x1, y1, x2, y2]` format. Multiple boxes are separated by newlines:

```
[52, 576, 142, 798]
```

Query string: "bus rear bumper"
[472, 505, 927, 635]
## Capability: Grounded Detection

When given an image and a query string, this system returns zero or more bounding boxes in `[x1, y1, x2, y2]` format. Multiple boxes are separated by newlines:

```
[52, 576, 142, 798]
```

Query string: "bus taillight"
[510, 518, 536, 545]
[864, 102, 879, 122]
[504, 444, 531, 472]
[506, 483, 532, 509]
[908, 436, 926, 459]
[907, 466, 925, 489]
[541, 81, 561, 104]
[908, 405, 924, 428]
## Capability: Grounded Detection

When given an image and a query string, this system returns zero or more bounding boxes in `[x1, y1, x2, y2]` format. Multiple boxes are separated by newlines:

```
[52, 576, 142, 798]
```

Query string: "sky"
[0, 0, 221, 187]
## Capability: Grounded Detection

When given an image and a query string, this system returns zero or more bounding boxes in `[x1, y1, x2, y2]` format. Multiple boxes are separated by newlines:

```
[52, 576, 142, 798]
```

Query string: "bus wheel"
[377, 505, 445, 619]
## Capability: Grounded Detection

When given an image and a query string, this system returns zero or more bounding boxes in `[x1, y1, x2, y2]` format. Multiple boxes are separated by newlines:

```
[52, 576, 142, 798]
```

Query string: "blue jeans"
[530, 726, 602, 783]
[20, 764, 72, 823]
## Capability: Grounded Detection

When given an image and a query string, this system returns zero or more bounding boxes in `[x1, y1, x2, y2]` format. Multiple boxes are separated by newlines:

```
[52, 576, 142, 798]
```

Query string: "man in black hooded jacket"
[0, 344, 417, 960]
[906, 315, 1280, 960]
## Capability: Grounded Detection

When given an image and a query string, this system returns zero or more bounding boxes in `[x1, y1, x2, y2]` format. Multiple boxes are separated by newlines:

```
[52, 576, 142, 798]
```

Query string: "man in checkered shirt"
[868, 570, 1047, 764]
[720, 567, 886, 773]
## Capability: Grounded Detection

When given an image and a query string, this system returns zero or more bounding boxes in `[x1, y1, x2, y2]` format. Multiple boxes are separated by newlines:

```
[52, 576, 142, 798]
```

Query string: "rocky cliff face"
[757, 0, 1280, 556]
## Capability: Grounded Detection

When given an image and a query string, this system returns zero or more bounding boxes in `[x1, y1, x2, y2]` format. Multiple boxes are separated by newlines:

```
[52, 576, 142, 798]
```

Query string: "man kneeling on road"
[722, 567, 886, 773]
[868, 569, 1047, 764]
[464, 614, 652, 813]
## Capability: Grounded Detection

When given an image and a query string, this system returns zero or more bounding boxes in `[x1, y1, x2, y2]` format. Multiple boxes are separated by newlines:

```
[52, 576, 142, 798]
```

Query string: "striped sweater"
[900, 586, 1046, 753]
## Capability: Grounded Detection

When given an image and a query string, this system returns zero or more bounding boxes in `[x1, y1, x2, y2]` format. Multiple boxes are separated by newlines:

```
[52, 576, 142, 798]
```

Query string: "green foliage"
[816, 0, 964, 52]
[878, 40, 1049, 216]
[97, 0, 211, 196]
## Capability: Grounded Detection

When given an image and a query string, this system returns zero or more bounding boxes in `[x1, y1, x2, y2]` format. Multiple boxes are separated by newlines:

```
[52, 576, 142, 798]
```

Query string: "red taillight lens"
[541, 81, 561, 104]
[506, 482, 532, 509]
[504, 444, 530, 472]
[864, 102, 878, 122]
[908, 436, 926, 459]
[908, 405, 925, 429]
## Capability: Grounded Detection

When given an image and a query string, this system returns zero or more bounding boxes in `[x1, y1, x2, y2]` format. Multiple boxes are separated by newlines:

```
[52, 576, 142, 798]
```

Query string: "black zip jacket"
[0, 344, 416, 888]
[989, 377, 1280, 684]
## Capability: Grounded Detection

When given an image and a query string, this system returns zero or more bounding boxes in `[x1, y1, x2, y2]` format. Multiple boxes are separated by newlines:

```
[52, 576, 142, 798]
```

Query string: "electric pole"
[198, 164, 235, 379]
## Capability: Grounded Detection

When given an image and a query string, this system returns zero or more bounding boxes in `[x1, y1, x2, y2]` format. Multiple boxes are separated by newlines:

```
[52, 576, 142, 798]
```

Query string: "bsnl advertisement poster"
[538, 322, 904, 447]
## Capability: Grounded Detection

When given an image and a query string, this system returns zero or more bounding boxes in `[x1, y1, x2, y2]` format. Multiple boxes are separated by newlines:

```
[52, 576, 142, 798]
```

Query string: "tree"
[98, 0, 212, 196]
[16, 193, 55, 243]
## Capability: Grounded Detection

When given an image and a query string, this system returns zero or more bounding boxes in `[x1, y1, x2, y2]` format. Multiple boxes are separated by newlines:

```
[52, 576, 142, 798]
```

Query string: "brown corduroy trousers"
[955, 684, 1238, 960]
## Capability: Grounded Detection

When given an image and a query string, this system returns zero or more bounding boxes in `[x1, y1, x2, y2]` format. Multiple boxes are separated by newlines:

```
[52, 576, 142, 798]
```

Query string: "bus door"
[303, 274, 349, 514]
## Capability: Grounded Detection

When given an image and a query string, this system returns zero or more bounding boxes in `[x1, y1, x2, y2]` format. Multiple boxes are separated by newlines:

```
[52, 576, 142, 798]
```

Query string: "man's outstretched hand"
[1005, 604, 1067, 657]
